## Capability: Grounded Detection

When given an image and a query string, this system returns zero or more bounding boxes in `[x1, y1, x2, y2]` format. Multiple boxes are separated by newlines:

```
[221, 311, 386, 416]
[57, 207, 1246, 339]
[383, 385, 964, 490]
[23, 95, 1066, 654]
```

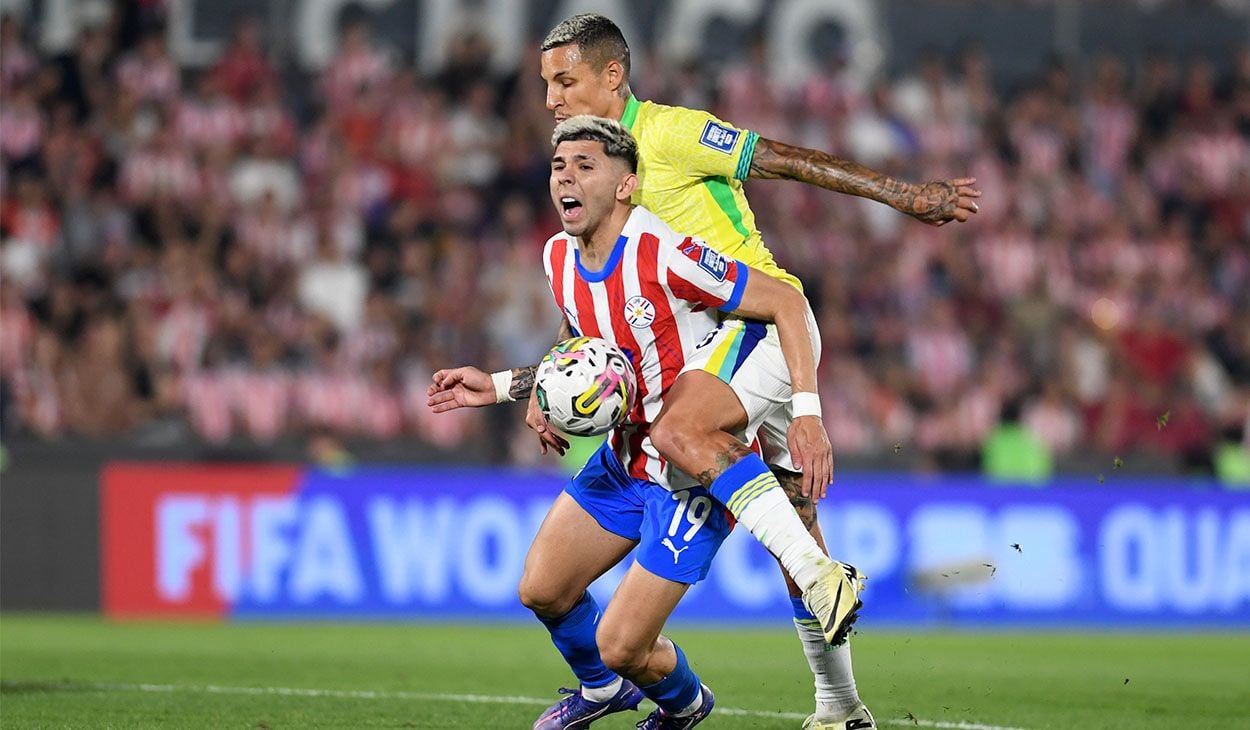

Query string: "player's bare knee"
[596, 633, 648, 678]
[517, 574, 577, 618]
[648, 415, 698, 466]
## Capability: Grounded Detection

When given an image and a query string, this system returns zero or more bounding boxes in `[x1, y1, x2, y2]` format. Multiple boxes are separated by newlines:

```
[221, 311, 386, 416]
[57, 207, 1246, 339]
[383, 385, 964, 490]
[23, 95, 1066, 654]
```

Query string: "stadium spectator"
[320, 13, 392, 111]
[1215, 422, 1250, 487]
[210, 15, 277, 104]
[115, 26, 179, 104]
[982, 398, 1052, 484]
[0, 15, 38, 95]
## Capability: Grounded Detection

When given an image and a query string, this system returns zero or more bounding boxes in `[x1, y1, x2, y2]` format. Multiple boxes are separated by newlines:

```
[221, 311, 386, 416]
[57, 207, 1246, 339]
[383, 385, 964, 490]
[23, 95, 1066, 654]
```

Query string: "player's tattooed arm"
[748, 137, 981, 226]
[694, 441, 753, 488]
[509, 318, 574, 400]
[508, 366, 538, 401]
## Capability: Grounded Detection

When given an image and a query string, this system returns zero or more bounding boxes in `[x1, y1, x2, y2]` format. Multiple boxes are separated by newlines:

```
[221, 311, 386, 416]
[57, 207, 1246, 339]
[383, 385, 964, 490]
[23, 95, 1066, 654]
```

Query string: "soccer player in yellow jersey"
[525, 14, 980, 730]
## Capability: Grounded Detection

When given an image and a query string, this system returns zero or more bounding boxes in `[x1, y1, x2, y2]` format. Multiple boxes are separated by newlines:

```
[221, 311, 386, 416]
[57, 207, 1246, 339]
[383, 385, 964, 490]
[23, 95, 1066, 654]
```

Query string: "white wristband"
[491, 370, 516, 403]
[792, 392, 821, 418]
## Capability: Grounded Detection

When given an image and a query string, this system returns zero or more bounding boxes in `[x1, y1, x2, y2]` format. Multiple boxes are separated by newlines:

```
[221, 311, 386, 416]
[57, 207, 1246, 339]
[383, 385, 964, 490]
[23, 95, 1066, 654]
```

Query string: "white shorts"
[678, 314, 820, 475]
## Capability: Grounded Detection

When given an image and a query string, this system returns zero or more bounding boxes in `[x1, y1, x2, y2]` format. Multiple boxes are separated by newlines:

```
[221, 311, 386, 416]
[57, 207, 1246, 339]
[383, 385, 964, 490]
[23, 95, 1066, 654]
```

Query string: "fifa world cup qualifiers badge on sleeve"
[697, 247, 729, 282]
[699, 120, 739, 154]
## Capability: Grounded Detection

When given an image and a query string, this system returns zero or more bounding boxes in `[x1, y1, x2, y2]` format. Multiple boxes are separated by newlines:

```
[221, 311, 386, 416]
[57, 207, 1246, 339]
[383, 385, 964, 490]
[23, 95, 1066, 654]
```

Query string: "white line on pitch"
[1, 680, 1031, 730]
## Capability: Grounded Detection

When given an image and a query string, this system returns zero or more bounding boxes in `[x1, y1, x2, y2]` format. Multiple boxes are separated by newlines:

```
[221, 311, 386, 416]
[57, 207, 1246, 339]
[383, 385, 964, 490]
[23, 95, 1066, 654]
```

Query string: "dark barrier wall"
[0, 445, 101, 611]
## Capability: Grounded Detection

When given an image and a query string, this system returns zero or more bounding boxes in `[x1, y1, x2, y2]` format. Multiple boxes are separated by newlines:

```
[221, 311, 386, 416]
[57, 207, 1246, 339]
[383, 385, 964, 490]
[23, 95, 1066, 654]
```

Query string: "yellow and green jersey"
[620, 95, 802, 291]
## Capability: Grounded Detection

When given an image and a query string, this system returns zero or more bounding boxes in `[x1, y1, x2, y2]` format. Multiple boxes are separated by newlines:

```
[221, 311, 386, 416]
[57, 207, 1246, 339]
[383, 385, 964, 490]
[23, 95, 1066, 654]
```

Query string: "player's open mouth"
[560, 196, 583, 220]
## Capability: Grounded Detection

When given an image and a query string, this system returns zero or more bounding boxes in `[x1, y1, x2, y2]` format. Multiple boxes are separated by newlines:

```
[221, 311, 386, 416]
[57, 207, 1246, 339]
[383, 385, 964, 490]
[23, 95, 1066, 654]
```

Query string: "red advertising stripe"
[101, 463, 302, 620]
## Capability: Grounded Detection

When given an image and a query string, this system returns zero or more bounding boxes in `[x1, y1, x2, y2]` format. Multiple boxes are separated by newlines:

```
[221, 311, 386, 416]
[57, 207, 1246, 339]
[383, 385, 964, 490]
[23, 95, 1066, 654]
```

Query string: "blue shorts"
[565, 443, 732, 584]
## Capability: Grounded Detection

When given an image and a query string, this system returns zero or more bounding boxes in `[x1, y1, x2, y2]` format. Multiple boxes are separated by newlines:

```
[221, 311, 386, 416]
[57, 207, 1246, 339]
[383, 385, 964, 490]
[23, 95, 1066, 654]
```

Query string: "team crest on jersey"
[624, 295, 656, 328]
[697, 246, 729, 282]
[699, 120, 739, 154]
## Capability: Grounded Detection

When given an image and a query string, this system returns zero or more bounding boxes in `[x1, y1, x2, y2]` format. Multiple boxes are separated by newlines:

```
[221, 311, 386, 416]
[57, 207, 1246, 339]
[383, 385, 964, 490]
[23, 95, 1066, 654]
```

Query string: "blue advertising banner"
[112, 463, 1250, 626]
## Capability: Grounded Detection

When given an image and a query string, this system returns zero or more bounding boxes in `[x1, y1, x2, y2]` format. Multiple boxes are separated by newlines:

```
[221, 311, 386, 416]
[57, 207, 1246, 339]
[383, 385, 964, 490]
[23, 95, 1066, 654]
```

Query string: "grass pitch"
[1, 615, 1247, 729]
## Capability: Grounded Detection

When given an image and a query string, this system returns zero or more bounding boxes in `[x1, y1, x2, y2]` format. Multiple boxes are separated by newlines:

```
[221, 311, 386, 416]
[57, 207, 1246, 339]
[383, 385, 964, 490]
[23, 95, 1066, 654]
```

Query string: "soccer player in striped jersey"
[532, 15, 979, 729]
[429, 116, 852, 729]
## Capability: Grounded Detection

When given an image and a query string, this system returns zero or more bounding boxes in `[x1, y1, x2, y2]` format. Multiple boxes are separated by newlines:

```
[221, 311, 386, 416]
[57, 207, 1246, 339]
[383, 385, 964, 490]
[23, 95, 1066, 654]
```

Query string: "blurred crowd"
[0, 6, 1248, 473]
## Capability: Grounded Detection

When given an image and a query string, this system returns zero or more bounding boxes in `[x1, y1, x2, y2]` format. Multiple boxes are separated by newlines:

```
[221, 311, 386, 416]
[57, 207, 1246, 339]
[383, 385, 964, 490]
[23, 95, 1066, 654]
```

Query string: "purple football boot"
[634, 684, 715, 729]
[532, 680, 645, 729]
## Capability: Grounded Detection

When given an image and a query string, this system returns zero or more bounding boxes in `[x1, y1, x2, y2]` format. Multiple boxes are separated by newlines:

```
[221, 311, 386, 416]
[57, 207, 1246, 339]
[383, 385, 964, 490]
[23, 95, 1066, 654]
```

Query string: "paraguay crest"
[624, 295, 656, 328]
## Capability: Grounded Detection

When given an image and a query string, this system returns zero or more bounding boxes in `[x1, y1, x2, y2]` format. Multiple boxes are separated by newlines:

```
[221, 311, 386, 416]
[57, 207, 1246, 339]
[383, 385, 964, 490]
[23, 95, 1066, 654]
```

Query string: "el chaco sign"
[16, 0, 887, 80]
[9, 0, 1249, 84]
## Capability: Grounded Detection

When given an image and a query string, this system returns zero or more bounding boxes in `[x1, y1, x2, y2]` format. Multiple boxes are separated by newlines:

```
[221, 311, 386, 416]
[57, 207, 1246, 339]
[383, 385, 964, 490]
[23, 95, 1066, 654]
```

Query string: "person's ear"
[604, 60, 625, 94]
[617, 171, 638, 202]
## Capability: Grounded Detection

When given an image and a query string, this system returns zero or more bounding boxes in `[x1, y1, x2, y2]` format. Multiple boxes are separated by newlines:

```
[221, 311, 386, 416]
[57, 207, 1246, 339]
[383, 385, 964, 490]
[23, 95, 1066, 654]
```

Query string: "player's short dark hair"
[552, 116, 638, 173]
[540, 14, 631, 78]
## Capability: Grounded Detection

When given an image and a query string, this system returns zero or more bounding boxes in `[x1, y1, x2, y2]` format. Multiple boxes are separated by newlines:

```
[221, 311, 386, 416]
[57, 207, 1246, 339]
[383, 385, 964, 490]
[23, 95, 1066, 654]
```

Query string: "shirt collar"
[620, 95, 640, 130]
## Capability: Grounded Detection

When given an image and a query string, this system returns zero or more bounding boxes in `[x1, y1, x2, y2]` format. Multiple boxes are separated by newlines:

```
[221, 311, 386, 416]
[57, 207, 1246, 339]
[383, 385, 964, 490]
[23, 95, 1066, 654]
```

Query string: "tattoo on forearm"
[694, 441, 753, 487]
[513, 320, 572, 400]
[773, 467, 817, 529]
[750, 137, 958, 223]
[509, 366, 537, 400]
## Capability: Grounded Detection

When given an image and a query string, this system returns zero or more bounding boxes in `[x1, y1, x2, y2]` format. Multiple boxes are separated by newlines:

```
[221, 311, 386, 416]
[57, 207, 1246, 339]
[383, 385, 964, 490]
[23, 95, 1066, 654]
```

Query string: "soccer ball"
[535, 337, 637, 436]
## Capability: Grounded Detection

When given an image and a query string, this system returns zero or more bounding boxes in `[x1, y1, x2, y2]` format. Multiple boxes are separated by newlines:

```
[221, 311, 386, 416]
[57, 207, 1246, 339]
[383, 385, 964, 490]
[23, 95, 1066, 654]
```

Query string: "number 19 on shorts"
[667, 490, 712, 542]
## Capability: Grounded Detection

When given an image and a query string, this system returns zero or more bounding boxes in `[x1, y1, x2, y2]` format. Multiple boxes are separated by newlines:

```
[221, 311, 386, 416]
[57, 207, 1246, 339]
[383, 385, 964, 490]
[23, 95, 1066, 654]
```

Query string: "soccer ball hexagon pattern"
[535, 337, 637, 436]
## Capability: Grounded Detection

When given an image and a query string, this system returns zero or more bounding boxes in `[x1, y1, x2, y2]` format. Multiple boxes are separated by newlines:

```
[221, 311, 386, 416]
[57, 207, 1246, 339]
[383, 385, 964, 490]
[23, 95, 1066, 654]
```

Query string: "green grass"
[1, 615, 1248, 729]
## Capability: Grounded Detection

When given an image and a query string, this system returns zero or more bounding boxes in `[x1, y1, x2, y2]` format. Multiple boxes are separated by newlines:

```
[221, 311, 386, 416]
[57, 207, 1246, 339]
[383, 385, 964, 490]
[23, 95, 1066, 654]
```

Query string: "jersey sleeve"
[652, 106, 759, 182]
[664, 237, 750, 312]
[541, 237, 557, 300]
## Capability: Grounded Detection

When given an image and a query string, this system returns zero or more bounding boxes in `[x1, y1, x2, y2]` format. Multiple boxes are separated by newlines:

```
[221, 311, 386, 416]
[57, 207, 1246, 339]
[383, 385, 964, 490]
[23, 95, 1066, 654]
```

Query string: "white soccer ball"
[535, 336, 637, 436]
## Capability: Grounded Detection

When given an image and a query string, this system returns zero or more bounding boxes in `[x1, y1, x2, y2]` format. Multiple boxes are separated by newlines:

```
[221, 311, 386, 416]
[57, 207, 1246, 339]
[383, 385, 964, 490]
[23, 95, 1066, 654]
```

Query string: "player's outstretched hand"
[909, 177, 981, 226]
[427, 366, 495, 411]
[526, 388, 570, 456]
[787, 415, 833, 500]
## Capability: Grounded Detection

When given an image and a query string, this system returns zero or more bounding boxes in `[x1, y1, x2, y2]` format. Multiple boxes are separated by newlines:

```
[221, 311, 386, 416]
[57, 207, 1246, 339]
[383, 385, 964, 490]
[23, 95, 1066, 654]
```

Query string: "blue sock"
[535, 592, 617, 688]
[791, 595, 821, 628]
[791, 595, 817, 621]
[708, 452, 779, 518]
[639, 642, 702, 714]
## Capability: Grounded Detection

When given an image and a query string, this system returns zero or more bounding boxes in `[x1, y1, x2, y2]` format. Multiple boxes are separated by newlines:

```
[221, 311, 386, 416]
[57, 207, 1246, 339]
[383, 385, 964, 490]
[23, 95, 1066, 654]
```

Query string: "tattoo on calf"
[509, 366, 538, 400]
[695, 441, 753, 487]
[773, 468, 817, 529]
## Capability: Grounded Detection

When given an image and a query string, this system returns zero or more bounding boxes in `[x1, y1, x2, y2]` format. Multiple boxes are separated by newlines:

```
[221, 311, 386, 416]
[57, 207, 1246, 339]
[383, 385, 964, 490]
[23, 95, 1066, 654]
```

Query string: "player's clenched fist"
[912, 177, 982, 226]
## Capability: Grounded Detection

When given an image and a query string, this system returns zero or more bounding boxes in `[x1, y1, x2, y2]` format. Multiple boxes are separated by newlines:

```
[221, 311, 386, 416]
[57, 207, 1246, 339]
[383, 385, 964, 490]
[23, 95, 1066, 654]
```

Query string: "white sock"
[672, 688, 705, 717]
[581, 676, 622, 703]
[734, 488, 830, 590]
[795, 620, 861, 720]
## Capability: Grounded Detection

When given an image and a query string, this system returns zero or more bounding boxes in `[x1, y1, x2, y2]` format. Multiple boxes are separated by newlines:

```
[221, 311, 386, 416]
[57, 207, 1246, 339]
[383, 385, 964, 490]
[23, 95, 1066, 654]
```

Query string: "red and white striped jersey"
[177, 97, 246, 151]
[0, 101, 43, 160]
[542, 206, 749, 488]
[116, 53, 180, 102]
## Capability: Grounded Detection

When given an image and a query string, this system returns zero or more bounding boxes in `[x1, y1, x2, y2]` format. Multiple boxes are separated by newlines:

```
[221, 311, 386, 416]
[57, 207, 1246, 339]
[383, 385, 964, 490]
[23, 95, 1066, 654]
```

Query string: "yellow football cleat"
[800, 561, 866, 646]
[802, 703, 876, 730]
